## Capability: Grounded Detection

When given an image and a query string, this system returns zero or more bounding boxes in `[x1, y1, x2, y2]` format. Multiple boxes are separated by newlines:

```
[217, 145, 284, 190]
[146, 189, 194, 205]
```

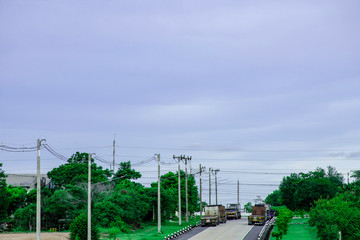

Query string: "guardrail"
[164, 221, 200, 240]
[257, 217, 276, 240]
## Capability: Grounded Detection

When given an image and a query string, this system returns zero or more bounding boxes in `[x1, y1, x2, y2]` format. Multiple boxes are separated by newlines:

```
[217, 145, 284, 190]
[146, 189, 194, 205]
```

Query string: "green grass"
[100, 217, 200, 240]
[270, 218, 318, 240]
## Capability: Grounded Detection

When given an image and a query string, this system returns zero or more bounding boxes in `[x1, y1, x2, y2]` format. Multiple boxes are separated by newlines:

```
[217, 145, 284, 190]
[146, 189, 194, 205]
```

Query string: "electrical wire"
[0, 144, 37, 152]
[42, 144, 68, 162]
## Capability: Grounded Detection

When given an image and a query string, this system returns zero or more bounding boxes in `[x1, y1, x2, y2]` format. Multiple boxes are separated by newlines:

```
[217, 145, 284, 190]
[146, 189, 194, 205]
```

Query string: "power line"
[113, 145, 360, 153]
[42, 144, 68, 162]
[4, 142, 360, 154]
[0, 144, 37, 152]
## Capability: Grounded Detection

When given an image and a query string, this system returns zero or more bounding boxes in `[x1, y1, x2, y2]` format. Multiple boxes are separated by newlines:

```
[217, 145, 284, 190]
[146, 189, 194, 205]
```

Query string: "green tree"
[309, 193, 360, 240]
[42, 189, 78, 229]
[93, 180, 150, 227]
[113, 161, 141, 185]
[47, 152, 112, 189]
[0, 163, 10, 221]
[244, 202, 252, 213]
[13, 188, 39, 231]
[279, 173, 300, 210]
[6, 185, 27, 216]
[147, 181, 177, 221]
[14, 203, 36, 231]
[351, 170, 360, 182]
[294, 178, 337, 211]
[326, 165, 344, 187]
[70, 212, 100, 240]
[159, 171, 199, 216]
[278, 167, 342, 211]
[265, 189, 282, 206]
[271, 207, 293, 240]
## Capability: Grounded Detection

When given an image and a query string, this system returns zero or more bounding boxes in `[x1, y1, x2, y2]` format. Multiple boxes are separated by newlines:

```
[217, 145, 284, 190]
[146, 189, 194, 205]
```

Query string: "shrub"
[271, 207, 293, 240]
[110, 216, 130, 233]
[70, 212, 100, 240]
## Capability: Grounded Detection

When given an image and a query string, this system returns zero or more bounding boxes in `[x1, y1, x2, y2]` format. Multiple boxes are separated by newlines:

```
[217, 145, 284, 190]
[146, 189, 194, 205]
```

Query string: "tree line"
[265, 166, 360, 240]
[0, 152, 199, 238]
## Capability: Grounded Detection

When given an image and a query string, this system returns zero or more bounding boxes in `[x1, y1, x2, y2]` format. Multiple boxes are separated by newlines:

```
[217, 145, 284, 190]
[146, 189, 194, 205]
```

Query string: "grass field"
[100, 217, 200, 240]
[269, 218, 318, 240]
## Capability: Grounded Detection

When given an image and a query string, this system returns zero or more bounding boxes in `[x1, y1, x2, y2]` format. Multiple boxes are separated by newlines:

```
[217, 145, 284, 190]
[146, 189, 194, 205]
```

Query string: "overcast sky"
[1, 0, 360, 206]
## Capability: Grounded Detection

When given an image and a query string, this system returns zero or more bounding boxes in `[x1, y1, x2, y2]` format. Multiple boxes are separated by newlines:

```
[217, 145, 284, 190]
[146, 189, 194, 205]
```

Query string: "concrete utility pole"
[88, 153, 93, 240]
[209, 168, 212, 205]
[183, 155, 192, 222]
[113, 135, 116, 172]
[214, 169, 220, 205]
[173, 155, 182, 225]
[155, 154, 161, 233]
[237, 180, 240, 207]
[36, 139, 45, 240]
[199, 164, 205, 217]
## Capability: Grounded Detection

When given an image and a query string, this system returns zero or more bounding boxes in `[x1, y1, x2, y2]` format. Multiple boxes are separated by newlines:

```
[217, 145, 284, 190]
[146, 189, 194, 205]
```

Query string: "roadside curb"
[164, 222, 200, 240]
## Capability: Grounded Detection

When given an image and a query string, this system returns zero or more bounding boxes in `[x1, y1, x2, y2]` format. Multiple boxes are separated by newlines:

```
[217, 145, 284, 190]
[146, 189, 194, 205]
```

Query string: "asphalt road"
[243, 225, 263, 240]
[176, 219, 253, 240]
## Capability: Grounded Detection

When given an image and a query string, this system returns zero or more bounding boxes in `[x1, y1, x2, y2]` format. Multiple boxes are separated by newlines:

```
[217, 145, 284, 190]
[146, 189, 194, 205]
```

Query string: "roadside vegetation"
[266, 166, 360, 240]
[100, 217, 200, 240]
[0, 153, 199, 240]
[270, 218, 317, 240]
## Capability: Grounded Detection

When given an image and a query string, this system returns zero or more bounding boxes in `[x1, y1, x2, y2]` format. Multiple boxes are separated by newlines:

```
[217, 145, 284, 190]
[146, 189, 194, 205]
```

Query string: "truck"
[248, 204, 269, 225]
[225, 203, 241, 220]
[201, 206, 220, 226]
[201, 205, 227, 226]
[217, 205, 227, 223]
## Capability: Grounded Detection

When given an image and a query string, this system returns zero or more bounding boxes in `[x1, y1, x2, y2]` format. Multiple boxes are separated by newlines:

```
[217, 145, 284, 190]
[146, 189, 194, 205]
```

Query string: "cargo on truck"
[225, 203, 241, 220]
[216, 205, 227, 223]
[201, 206, 220, 226]
[248, 204, 270, 225]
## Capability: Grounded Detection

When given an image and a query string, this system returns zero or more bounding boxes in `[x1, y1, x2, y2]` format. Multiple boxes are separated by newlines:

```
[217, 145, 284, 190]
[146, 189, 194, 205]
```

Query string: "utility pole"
[183, 155, 192, 222]
[36, 139, 45, 240]
[214, 169, 220, 205]
[88, 153, 93, 240]
[155, 154, 161, 233]
[199, 164, 205, 217]
[173, 155, 182, 225]
[237, 180, 240, 207]
[209, 168, 212, 205]
[113, 135, 116, 172]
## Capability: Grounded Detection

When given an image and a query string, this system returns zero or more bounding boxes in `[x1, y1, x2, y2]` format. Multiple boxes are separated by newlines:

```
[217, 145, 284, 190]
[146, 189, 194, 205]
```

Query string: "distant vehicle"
[248, 204, 272, 225]
[217, 205, 227, 223]
[225, 203, 241, 220]
[201, 205, 220, 226]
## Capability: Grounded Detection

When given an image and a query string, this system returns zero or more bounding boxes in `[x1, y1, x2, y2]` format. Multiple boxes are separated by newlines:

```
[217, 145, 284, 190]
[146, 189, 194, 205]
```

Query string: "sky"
[1, 0, 360, 206]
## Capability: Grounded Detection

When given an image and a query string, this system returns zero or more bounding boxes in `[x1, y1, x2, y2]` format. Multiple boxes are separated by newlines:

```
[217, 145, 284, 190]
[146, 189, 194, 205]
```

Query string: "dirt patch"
[0, 232, 70, 240]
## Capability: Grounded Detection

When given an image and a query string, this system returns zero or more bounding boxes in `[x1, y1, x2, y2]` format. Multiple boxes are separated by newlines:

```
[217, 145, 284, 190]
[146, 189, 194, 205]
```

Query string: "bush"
[309, 193, 360, 240]
[107, 227, 121, 240]
[110, 217, 130, 233]
[271, 207, 293, 240]
[70, 213, 100, 240]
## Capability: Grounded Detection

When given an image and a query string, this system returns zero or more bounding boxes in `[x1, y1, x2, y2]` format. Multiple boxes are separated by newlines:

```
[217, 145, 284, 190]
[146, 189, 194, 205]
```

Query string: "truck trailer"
[248, 204, 269, 225]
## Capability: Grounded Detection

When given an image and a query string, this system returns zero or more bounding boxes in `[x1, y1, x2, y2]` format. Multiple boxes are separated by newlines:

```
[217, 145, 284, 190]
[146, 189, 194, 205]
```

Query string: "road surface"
[187, 219, 253, 240]
[0, 232, 69, 240]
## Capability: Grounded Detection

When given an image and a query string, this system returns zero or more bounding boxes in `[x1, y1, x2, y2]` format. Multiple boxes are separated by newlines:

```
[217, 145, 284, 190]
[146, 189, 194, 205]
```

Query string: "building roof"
[6, 174, 49, 189]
